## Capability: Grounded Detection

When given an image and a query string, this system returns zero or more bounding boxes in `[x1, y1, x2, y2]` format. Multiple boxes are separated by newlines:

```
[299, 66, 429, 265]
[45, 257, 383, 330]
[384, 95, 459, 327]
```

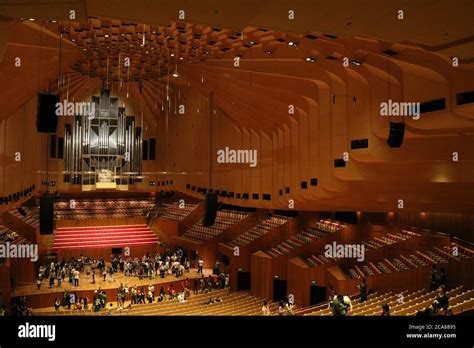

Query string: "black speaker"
[202, 193, 218, 226]
[142, 140, 149, 160]
[40, 195, 54, 234]
[57, 137, 64, 159]
[387, 122, 405, 148]
[149, 138, 156, 160]
[37, 94, 59, 133]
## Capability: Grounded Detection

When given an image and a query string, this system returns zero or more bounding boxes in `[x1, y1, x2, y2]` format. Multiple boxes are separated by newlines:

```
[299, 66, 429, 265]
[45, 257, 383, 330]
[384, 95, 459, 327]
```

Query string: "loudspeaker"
[142, 140, 148, 160]
[202, 193, 218, 226]
[387, 122, 405, 148]
[39, 195, 54, 234]
[57, 137, 64, 159]
[37, 94, 59, 133]
[149, 138, 156, 160]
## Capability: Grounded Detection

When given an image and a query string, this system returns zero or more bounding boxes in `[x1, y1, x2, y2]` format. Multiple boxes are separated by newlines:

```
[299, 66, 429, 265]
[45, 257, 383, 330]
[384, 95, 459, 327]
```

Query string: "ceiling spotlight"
[171, 53, 175, 57]
[51, 20, 57, 23]
[305, 57, 315, 63]
[104, 34, 109, 38]
[71, 38, 76, 42]
[249, 41, 256, 45]
[179, 57, 183, 60]
[172, 73, 179, 77]
[28, 18, 35, 21]
[350, 60, 362, 66]
[264, 50, 272, 54]
[82, 48, 87, 51]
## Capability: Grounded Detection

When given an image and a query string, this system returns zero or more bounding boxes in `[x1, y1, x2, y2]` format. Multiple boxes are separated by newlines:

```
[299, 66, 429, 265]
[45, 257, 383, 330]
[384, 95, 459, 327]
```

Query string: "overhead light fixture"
[172, 73, 178, 77]
[305, 57, 315, 63]
[350, 60, 362, 66]
[71, 38, 76, 42]
[104, 34, 109, 38]
[249, 41, 256, 45]
[51, 20, 57, 23]
[28, 18, 35, 21]
[288, 41, 297, 46]
[264, 50, 272, 54]
[171, 53, 175, 57]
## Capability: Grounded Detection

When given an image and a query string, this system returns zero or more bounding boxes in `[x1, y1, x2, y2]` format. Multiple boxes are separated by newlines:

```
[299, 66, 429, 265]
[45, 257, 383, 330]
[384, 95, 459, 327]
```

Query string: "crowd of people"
[34, 248, 229, 291]
[44, 250, 231, 314]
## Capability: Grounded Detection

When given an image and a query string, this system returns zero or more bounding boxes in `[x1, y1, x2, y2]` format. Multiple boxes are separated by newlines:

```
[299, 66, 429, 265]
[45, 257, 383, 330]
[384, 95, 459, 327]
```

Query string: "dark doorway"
[237, 271, 251, 290]
[273, 279, 287, 302]
[310, 284, 327, 305]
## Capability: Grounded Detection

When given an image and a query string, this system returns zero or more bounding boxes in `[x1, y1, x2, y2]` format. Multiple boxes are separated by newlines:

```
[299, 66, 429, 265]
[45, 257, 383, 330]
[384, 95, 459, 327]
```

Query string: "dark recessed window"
[191, 185, 196, 191]
[382, 49, 399, 56]
[285, 187, 290, 194]
[325, 56, 337, 60]
[305, 34, 318, 40]
[301, 181, 308, 189]
[252, 193, 259, 200]
[262, 194, 271, 200]
[236, 193, 241, 199]
[420, 98, 446, 113]
[310, 178, 318, 186]
[334, 159, 346, 168]
[324, 34, 338, 39]
[186, 183, 190, 189]
[351, 139, 369, 149]
[279, 189, 283, 196]
[456, 90, 474, 105]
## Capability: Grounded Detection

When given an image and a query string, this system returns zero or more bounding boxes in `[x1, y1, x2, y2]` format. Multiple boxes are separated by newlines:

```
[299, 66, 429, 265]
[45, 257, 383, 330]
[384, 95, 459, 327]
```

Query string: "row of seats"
[9, 207, 39, 228]
[183, 210, 249, 242]
[314, 220, 345, 234]
[54, 199, 155, 220]
[158, 201, 198, 221]
[267, 222, 330, 257]
[345, 245, 472, 279]
[35, 289, 278, 316]
[226, 215, 289, 248]
[303, 286, 473, 316]
[0, 225, 30, 246]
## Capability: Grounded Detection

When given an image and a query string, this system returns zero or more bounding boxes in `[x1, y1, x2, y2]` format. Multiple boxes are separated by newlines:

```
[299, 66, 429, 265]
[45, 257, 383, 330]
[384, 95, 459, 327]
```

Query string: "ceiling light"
[51, 20, 57, 23]
[28, 18, 35, 21]
[288, 41, 296, 46]
[350, 60, 361, 66]
[104, 34, 109, 38]
[249, 41, 256, 45]
[264, 50, 272, 54]
[305, 57, 315, 63]
[172, 73, 178, 77]
[71, 38, 76, 42]
[171, 53, 175, 57]
[179, 57, 183, 60]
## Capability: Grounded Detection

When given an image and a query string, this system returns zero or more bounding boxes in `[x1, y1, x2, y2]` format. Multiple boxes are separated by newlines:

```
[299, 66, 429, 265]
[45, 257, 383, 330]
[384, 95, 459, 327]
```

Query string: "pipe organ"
[63, 89, 142, 190]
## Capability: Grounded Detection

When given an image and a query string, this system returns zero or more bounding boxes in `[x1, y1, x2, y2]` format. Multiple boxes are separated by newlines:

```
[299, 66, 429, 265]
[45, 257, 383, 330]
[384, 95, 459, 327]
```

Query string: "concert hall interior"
[0, 0, 473, 318]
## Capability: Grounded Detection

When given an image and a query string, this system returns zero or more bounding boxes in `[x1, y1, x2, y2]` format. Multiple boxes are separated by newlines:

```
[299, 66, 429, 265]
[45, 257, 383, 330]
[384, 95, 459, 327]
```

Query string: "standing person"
[430, 264, 439, 291]
[438, 267, 447, 287]
[193, 278, 199, 295]
[262, 300, 271, 316]
[57, 269, 62, 287]
[54, 298, 61, 311]
[197, 257, 204, 274]
[357, 279, 367, 302]
[213, 261, 220, 275]
[432, 285, 449, 315]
